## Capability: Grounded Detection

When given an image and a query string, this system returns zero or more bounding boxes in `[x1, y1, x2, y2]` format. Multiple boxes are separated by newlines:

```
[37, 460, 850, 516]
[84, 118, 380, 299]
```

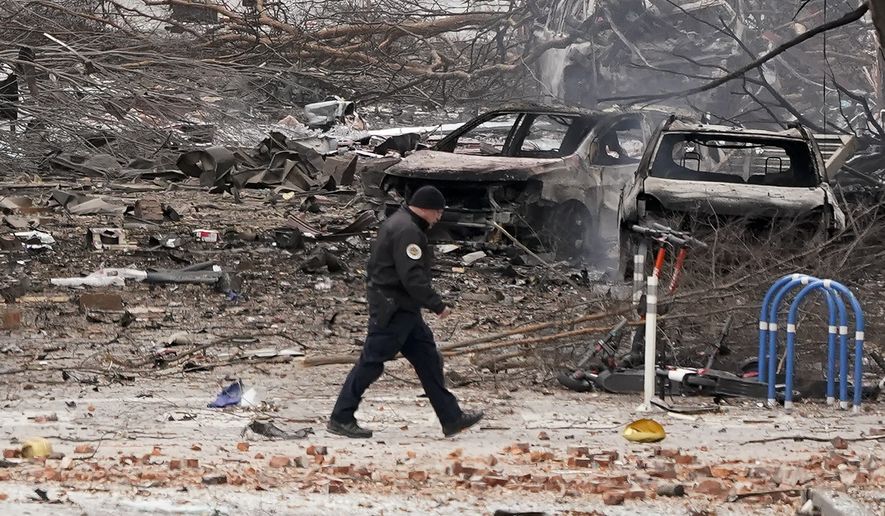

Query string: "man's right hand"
[438, 307, 452, 319]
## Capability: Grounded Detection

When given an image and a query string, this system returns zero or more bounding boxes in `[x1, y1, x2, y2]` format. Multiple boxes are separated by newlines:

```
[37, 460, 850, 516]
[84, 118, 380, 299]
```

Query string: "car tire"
[545, 200, 592, 259]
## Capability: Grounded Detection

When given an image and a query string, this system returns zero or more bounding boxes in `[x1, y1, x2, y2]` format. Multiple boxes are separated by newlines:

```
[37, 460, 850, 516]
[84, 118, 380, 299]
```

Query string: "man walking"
[328, 186, 483, 438]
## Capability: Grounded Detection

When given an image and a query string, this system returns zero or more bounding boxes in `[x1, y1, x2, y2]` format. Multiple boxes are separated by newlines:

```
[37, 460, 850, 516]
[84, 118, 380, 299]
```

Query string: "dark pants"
[331, 310, 462, 427]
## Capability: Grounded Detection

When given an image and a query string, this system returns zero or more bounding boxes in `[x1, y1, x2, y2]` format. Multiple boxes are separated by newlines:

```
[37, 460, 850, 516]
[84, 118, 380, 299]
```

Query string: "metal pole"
[639, 274, 658, 411]
[633, 240, 647, 305]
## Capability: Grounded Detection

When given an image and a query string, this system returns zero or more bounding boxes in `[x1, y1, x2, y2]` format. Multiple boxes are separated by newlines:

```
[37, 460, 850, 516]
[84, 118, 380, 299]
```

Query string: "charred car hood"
[385, 150, 563, 181]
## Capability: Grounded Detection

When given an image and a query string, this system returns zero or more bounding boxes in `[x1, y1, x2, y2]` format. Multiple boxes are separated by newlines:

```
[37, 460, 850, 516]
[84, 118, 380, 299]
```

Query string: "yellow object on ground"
[21, 437, 53, 458]
[623, 418, 666, 443]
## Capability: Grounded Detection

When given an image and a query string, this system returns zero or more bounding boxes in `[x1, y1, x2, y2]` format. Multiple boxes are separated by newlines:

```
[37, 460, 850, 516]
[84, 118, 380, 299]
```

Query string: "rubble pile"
[0, 1, 883, 514]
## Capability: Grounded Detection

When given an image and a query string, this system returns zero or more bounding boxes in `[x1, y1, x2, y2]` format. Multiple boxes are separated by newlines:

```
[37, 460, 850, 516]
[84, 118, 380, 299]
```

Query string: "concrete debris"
[87, 228, 130, 251]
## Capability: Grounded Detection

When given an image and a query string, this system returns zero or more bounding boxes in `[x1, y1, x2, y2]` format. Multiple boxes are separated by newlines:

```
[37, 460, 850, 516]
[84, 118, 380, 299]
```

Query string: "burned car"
[620, 118, 847, 231]
[377, 106, 661, 257]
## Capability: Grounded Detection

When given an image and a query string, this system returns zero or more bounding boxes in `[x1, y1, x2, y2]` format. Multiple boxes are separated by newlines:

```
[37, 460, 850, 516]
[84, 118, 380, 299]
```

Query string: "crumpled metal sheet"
[287, 210, 376, 241]
[176, 146, 237, 188]
[303, 97, 355, 129]
[50, 189, 127, 215]
[49, 153, 121, 177]
[175, 132, 345, 193]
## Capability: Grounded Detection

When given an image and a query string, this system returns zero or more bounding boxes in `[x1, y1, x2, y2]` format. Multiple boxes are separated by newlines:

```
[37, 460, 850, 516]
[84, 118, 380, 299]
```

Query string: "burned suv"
[378, 105, 661, 257]
[620, 118, 847, 231]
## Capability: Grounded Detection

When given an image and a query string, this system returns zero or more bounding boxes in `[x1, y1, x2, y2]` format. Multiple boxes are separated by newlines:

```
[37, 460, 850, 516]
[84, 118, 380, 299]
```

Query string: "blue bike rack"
[758, 274, 865, 411]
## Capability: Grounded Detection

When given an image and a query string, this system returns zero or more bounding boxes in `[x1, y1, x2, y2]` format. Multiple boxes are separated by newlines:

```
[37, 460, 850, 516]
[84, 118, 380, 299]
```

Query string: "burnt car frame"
[619, 118, 848, 232]
[377, 105, 663, 257]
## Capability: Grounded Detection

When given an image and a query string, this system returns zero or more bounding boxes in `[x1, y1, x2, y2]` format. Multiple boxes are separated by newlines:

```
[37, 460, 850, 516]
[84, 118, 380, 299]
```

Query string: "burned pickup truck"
[620, 119, 848, 232]
[375, 106, 661, 257]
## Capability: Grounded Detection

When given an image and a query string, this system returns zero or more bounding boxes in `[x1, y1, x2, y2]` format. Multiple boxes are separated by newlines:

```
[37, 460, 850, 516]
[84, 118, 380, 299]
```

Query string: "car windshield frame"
[647, 131, 821, 188]
[435, 110, 598, 158]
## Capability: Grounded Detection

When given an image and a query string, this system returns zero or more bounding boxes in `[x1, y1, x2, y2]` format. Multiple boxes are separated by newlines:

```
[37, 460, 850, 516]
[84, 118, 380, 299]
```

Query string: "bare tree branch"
[600, 2, 870, 104]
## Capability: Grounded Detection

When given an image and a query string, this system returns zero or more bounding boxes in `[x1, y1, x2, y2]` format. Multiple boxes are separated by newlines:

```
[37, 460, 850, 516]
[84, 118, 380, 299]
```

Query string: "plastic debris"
[21, 437, 53, 458]
[14, 230, 55, 250]
[208, 381, 243, 408]
[245, 419, 314, 440]
[623, 418, 666, 443]
[193, 229, 220, 243]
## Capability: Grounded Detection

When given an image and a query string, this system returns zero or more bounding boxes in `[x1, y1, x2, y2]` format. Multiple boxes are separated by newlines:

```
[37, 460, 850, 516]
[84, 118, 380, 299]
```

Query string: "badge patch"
[406, 243, 423, 260]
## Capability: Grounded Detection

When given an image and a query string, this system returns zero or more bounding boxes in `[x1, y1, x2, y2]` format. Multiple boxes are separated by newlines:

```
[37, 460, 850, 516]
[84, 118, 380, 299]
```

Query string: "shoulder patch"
[406, 243, 423, 260]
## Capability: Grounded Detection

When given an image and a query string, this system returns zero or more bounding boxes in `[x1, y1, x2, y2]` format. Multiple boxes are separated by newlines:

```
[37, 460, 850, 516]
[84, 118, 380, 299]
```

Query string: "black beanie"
[408, 186, 446, 210]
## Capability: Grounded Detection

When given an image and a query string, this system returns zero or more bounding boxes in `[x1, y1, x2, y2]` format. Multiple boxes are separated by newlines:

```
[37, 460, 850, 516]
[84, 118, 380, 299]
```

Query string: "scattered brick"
[483, 475, 508, 487]
[601, 450, 619, 461]
[567, 457, 592, 468]
[236, 442, 249, 452]
[694, 479, 728, 497]
[306, 445, 328, 456]
[689, 465, 712, 478]
[567, 446, 590, 457]
[626, 488, 646, 500]
[269, 456, 290, 468]
[592, 455, 612, 468]
[510, 442, 530, 454]
[710, 465, 739, 478]
[831, 437, 848, 450]
[1, 308, 21, 330]
[328, 481, 347, 494]
[74, 444, 95, 454]
[774, 466, 813, 487]
[184, 458, 199, 469]
[139, 471, 167, 482]
[408, 470, 428, 482]
[78, 293, 124, 312]
[168, 460, 181, 470]
[839, 470, 868, 486]
[603, 490, 626, 505]
[332, 465, 352, 476]
[674, 454, 696, 465]
[648, 461, 677, 479]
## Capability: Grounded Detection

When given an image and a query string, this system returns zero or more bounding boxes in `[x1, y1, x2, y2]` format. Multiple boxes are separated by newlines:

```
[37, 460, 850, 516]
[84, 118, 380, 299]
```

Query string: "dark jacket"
[367, 206, 445, 315]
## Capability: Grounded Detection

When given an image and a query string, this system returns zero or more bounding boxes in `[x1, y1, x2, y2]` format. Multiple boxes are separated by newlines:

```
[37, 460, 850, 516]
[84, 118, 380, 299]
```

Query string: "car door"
[580, 113, 653, 233]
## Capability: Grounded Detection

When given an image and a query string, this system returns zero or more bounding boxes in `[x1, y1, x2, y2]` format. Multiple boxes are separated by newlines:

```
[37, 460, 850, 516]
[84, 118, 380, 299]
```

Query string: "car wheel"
[545, 200, 593, 258]
[616, 226, 635, 282]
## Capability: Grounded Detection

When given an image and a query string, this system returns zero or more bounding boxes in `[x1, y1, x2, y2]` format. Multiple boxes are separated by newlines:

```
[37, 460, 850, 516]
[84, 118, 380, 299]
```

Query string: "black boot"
[327, 418, 373, 438]
[442, 410, 484, 437]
